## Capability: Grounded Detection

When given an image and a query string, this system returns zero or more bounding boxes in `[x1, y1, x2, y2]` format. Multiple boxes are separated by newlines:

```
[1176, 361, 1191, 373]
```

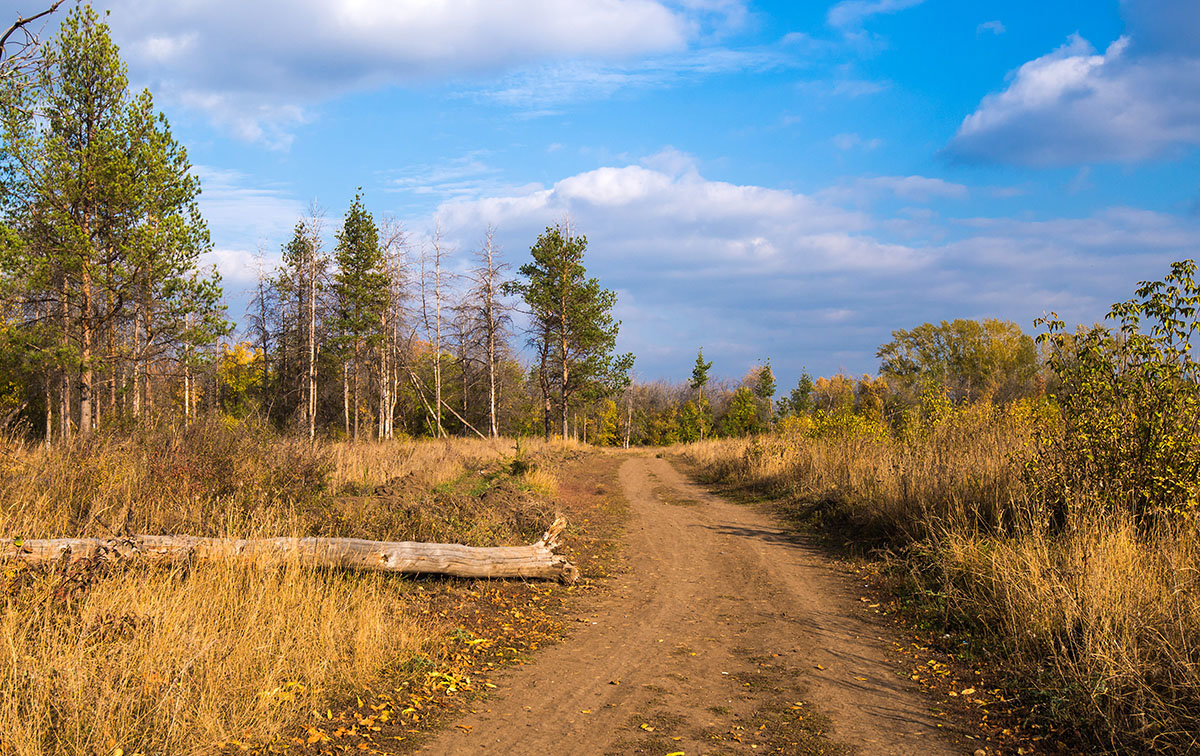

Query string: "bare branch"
[1, 1, 65, 67]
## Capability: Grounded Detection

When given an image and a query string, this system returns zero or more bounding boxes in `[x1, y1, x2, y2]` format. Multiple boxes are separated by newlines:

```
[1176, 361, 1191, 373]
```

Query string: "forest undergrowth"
[0, 421, 592, 755]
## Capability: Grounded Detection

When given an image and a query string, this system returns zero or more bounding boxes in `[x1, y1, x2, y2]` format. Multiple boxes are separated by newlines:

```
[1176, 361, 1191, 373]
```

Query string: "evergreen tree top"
[691, 347, 713, 390]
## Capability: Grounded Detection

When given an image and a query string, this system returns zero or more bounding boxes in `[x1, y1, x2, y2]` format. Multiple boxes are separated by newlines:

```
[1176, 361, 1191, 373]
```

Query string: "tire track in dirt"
[418, 455, 962, 755]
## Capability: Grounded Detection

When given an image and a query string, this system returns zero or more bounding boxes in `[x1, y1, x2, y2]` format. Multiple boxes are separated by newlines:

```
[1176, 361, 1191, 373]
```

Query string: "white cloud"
[977, 20, 1006, 36]
[433, 153, 918, 278]
[948, 31, 1200, 165]
[101, 0, 747, 145]
[824, 175, 969, 203]
[826, 0, 926, 29]
[420, 154, 1200, 382]
[832, 132, 882, 151]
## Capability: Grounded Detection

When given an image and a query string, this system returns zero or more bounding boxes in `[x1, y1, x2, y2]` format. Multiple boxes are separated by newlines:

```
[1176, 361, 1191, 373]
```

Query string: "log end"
[559, 561, 581, 585]
[540, 514, 569, 550]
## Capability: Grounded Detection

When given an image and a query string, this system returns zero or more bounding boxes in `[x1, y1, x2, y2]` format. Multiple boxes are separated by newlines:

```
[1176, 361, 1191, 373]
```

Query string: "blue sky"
[14, 0, 1200, 390]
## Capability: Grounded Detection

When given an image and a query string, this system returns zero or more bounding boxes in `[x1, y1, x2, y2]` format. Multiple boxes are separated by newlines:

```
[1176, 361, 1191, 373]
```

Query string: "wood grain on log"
[0, 515, 580, 584]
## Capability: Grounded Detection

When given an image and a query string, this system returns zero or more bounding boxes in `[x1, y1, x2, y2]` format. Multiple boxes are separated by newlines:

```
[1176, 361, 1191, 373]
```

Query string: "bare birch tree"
[467, 227, 512, 437]
[419, 223, 453, 437]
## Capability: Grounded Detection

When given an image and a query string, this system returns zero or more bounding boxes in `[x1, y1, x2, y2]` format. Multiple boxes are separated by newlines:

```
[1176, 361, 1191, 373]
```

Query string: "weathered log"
[0, 515, 580, 584]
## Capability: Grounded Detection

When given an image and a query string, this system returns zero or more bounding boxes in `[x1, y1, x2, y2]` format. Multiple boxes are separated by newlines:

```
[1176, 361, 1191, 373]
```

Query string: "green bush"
[1033, 260, 1200, 528]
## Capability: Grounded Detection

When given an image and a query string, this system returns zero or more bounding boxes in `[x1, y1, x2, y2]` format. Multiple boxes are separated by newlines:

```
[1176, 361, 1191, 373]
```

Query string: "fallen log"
[0, 515, 580, 584]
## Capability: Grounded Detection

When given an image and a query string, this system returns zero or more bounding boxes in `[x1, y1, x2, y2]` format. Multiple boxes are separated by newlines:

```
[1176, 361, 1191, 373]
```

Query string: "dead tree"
[1, 516, 579, 583]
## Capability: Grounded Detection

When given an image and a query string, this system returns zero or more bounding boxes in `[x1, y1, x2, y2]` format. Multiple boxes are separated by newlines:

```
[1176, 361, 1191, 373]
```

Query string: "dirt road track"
[419, 455, 962, 755]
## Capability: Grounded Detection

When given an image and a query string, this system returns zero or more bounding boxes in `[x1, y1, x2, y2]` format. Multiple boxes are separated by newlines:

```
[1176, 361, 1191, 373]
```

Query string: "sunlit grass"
[0, 421, 569, 753]
[676, 404, 1200, 753]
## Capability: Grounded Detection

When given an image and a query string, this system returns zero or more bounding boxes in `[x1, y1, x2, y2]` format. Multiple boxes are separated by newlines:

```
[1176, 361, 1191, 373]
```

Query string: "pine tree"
[753, 360, 776, 430]
[332, 192, 386, 442]
[0, 4, 224, 436]
[509, 222, 633, 441]
[690, 347, 713, 439]
[780, 371, 814, 416]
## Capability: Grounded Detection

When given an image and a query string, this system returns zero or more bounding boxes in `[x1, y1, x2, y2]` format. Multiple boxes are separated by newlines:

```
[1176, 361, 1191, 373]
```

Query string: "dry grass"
[0, 560, 424, 755]
[0, 420, 571, 754]
[676, 404, 1200, 753]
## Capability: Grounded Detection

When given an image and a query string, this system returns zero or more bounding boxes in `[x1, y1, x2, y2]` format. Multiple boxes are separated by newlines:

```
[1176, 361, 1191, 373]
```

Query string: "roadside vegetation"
[678, 261, 1200, 754]
[0, 427, 600, 755]
[4, 5, 1199, 755]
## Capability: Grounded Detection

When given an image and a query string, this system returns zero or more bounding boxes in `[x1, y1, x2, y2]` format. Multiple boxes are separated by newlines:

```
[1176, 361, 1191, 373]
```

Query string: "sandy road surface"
[419, 455, 962, 755]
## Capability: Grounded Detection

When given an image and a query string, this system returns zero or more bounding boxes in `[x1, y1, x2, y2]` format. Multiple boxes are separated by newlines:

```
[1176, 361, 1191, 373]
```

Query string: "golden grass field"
[677, 403, 1200, 753]
[0, 421, 575, 755]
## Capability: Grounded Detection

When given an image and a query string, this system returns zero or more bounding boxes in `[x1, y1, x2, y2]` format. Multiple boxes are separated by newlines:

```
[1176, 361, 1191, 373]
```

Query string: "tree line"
[0, 5, 633, 443]
[242, 202, 633, 442]
[0, 4, 1050, 447]
[603, 316, 1044, 446]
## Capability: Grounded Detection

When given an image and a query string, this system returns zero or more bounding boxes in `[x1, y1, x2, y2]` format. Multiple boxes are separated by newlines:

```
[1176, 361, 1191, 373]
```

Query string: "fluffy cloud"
[98, 0, 742, 146]
[948, 2, 1200, 165]
[433, 151, 921, 278]
[416, 152, 1197, 382]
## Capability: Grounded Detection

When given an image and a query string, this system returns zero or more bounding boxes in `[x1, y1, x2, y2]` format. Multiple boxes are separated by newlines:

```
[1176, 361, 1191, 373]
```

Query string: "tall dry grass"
[677, 404, 1200, 753]
[0, 560, 423, 755]
[0, 419, 569, 754]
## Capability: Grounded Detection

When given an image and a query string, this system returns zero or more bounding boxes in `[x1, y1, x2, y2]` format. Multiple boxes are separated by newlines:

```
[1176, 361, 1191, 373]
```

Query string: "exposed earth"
[417, 455, 967, 755]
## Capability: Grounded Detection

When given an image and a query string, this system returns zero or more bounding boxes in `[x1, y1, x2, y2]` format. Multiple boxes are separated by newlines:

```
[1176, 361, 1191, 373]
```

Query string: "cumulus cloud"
[98, 0, 744, 145]
[433, 150, 920, 275]
[415, 154, 1198, 382]
[948, 2, 1200, 165]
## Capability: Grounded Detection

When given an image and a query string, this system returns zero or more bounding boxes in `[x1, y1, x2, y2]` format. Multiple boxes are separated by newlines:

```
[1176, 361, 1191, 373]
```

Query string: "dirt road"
[419, 455, 963, 755]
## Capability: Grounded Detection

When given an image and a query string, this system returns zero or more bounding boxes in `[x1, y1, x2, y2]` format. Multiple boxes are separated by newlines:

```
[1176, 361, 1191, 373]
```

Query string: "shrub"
[1034, 260, 1200, 528]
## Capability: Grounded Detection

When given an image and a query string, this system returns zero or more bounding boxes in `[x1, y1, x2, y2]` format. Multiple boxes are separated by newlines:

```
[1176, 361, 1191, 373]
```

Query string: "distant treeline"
[608, 317, 1044, 446]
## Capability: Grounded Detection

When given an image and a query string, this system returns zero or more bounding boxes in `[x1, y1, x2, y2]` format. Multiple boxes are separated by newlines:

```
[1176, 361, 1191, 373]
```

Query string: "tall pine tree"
[510, 222, 633, 440]
[332, 192, 386, 441]
[0, 4, 224, 436]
